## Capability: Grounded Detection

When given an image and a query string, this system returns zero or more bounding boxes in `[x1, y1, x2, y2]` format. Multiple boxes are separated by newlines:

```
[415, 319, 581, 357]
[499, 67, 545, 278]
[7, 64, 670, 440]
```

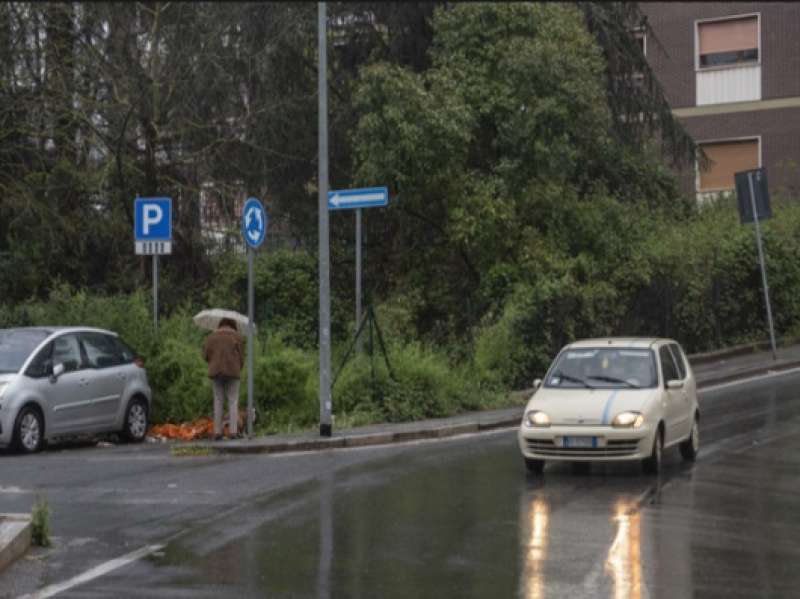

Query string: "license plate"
[563, 436, 596, 448]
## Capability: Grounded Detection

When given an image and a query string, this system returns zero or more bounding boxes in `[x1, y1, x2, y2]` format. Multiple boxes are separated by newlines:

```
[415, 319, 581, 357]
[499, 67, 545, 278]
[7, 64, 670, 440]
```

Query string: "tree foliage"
[352, 2, 688, 341]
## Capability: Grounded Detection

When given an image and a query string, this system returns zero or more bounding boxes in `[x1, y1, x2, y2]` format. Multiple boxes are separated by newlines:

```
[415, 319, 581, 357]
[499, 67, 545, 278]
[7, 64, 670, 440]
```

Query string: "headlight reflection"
[605, 499, 643, 599]
[520, 498, 550, 599]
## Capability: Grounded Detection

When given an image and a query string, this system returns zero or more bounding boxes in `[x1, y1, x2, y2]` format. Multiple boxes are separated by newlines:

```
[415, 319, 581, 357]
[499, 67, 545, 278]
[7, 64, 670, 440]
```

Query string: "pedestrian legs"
[226, 378, 241, 436]
[212, 378, 226, 436]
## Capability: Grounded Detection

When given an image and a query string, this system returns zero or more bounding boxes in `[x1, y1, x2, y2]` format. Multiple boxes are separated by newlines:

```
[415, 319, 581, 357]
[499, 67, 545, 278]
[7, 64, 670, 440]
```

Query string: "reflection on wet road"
[605, 499, 641, 599]
[19, 371, 800, 598]
[519, 498, 548, 599]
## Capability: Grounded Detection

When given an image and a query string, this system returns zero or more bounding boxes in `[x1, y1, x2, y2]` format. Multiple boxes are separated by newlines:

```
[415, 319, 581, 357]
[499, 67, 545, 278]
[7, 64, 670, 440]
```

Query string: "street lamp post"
[318, 2, 332, 437]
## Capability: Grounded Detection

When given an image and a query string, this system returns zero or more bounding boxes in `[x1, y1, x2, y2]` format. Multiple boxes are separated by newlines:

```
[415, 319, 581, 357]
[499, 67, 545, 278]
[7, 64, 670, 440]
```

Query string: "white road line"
[699, 366, 800, 392]
[17, 544, 164, 599]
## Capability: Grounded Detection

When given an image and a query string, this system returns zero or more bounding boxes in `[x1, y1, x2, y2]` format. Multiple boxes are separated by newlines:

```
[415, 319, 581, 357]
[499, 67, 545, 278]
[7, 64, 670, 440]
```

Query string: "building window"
[697, 15, 759, 69]
[697, 138, 759, 192]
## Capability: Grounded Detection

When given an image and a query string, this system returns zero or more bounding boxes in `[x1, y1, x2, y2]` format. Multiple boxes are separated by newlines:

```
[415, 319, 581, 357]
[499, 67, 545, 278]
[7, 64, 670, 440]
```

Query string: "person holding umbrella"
[201, 316, 245, 439]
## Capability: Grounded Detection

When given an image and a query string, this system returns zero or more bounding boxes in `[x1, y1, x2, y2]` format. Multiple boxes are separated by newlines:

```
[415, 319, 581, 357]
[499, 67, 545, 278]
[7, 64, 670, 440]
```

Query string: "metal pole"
[318, 2, 332, 437]
[247, 247, 255, 436]
[153, 254, 158, 331]
[748, 171, 777, 360]
[355, 208, 362, 354]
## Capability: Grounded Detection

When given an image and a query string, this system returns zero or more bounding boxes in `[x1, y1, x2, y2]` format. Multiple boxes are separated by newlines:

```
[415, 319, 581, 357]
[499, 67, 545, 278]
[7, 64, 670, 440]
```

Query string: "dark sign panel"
[735, 168, 771, 224]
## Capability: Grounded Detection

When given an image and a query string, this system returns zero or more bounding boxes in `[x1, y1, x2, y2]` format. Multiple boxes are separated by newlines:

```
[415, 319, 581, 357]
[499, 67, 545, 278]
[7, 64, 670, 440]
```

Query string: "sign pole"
[247, 246, 255, 436]
[318, 1, 332, 437]
[748, 171, 777, 360]
[355, 208, 362, 355]
[153, 254, 158, 331]
[241, 196, 267, 437]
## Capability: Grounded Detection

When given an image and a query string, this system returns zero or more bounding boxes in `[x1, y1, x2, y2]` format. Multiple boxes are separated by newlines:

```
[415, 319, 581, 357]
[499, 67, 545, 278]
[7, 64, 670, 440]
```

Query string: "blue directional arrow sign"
[328, 186, 388, 211]
[242, 197, 268, 249]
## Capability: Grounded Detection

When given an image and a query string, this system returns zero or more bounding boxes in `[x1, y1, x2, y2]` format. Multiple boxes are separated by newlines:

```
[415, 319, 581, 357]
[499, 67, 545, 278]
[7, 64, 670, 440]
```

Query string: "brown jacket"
[202, 327, 245, 380]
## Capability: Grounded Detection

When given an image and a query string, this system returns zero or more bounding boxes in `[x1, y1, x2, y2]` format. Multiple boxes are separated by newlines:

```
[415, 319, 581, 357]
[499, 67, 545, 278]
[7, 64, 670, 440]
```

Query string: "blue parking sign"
[135, 197, 172, 255]
[135, 197, 172, 240]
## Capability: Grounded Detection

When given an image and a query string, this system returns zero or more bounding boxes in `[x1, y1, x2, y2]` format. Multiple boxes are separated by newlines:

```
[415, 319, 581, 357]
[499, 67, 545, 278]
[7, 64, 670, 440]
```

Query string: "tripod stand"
[332, 304, 396, 404]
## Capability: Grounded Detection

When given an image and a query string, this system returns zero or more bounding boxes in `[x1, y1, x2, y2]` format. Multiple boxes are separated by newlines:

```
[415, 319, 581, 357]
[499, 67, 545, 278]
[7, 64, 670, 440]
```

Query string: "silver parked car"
[0, 327, 152, 453]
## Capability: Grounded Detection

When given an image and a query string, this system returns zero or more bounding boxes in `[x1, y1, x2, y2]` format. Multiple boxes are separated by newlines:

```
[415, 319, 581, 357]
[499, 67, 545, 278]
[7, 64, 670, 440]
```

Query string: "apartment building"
[640, 2, 800, 199]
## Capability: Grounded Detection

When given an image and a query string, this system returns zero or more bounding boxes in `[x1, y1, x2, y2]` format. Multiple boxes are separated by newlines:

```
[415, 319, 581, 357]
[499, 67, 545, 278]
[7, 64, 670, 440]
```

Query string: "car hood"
[0, 373, 17, 385]
[524, 387, 658, 425]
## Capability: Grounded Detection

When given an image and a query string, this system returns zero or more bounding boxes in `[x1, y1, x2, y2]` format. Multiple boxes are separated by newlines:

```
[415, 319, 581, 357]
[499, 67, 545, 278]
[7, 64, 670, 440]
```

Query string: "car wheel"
[13, 406, 44, 454]
[642, 428, 663, 475]
[122, 398, 148, 443]
[525, 458, 545, 474]
[679, 415, 699, 462]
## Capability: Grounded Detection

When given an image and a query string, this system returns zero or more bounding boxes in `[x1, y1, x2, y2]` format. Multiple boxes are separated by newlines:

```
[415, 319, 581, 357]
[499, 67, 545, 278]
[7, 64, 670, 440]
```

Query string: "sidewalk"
[193, 342, 800, 456]
[0, 514, 31, 574]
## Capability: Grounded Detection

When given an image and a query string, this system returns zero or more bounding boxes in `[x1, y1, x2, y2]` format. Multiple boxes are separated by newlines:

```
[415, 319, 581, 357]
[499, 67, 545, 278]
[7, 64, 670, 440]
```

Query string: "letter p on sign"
[143, 204, 163, 235]
[135, 197, 172, 242]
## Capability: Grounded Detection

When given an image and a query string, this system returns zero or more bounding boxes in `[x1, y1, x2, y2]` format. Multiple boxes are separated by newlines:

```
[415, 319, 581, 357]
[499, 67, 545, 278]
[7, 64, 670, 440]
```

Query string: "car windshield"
[0, 330, 49, 374]
[545, 347, 657, 389]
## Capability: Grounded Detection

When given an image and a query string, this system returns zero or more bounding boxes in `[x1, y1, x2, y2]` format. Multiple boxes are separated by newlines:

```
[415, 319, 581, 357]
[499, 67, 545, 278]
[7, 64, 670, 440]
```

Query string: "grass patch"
[31, 497, 51, 547]
[170, 445, 215, 457]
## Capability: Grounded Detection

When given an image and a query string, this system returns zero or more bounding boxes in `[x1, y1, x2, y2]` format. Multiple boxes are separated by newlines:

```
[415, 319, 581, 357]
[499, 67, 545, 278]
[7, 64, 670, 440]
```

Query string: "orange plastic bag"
[149, 414, 243, 440]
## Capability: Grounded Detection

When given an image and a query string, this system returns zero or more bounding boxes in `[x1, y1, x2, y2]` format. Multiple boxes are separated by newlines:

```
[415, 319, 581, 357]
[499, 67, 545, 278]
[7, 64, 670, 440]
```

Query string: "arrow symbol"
[246, 207, 262, 242]
[329, 192, 385, 207]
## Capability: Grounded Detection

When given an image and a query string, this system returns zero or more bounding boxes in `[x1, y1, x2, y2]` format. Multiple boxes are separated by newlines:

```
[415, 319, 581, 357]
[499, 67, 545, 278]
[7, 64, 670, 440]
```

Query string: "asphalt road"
[2, 369, 800, 598]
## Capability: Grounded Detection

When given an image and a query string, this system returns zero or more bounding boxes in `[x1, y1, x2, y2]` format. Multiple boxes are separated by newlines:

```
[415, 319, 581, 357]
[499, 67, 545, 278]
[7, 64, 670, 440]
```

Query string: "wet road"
[3, 370, 800, 598]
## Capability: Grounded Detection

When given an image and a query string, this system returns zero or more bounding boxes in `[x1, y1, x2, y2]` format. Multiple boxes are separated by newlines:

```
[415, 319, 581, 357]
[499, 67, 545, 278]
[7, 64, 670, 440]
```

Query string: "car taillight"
[134, 357, 145, 368]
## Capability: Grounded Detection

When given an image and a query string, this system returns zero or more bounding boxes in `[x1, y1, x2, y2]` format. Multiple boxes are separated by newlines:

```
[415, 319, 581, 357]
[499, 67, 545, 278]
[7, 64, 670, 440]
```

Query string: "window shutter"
[698, 139, 759, 191]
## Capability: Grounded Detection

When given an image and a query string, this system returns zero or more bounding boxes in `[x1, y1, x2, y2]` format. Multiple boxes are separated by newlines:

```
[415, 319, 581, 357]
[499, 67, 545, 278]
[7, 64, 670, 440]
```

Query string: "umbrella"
[193, 309, 254, 335]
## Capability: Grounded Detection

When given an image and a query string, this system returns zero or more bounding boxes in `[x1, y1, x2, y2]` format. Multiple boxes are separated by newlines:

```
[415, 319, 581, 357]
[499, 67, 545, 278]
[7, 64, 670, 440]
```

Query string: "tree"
[351, 3, 687, 341]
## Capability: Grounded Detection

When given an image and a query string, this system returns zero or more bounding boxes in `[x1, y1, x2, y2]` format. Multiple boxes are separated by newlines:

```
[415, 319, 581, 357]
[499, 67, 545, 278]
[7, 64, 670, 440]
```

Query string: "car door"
[658, 344, 686, 446]
[79, 332, 127, 429]
[44, 333, 96, 434]
[668, 343, 694, 439]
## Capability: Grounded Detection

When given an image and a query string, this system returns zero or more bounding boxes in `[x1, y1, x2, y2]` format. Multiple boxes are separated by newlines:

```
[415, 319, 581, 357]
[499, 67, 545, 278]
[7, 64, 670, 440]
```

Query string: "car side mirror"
[667, 379, 684, 390]
[532, 378, 542, 390]
[50, 362, 65, 382]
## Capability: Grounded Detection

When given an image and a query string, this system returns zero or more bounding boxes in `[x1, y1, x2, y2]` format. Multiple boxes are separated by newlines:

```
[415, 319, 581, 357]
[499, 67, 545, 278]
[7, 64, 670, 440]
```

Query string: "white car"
[518, 338, 699, 474]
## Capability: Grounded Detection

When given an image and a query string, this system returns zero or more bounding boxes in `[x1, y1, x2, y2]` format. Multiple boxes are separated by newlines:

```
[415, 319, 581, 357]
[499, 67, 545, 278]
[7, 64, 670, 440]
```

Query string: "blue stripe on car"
[601, 390, 620, 425]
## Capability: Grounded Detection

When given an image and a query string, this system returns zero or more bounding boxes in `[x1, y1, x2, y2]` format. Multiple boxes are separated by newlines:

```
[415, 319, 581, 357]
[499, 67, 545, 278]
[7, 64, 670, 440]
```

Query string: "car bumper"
[518, 423, 656, 462]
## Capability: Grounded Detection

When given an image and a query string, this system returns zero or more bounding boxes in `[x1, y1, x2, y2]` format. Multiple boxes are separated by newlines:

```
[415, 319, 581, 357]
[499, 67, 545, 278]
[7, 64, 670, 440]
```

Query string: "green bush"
[474, 272, 620, 389]
[474, 195, 800, 390]
[147, 337, 211, 423]
[333, 342, 500, 423]
[249, 336, 317, 433]
[5, 284, 156, 356]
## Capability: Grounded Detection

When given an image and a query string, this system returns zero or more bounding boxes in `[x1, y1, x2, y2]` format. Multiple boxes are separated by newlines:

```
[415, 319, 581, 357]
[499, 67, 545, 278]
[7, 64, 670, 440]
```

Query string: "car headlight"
[611, 411, 644, 428]
[525, 410, 551, 427]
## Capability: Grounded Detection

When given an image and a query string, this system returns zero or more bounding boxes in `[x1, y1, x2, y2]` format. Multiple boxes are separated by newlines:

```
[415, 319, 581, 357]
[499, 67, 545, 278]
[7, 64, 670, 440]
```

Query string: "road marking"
[0, 486, 30, 494]
[17, 544, 164, 599]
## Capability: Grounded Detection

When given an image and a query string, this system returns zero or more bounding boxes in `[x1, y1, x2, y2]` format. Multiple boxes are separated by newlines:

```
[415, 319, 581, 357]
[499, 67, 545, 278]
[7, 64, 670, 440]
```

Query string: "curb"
[696, 359, 800, 389]
[688, 337, 800, 366]
[192, 416, 522, 457]
[0, 513, 32, 574]
[190, 355, 800, 458]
